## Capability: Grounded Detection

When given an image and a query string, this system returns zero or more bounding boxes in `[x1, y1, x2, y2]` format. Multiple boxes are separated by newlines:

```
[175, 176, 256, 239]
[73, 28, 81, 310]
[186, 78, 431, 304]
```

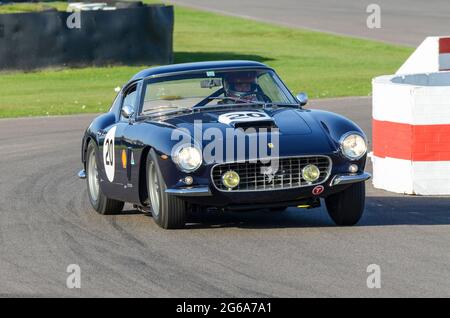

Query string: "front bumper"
[329, 172, 371, 186]
[166, 171, 371, 206]
[165, 186, 211, 196]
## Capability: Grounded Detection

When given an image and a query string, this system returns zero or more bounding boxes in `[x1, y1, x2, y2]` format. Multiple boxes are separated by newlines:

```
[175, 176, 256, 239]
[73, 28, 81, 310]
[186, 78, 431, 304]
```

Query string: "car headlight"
[340, 133, 367, 160]
[172, 145, 202, 172]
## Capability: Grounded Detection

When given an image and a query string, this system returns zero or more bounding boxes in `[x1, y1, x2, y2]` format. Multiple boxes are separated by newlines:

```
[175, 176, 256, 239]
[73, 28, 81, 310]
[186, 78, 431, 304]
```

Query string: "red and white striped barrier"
[397, 36, 450, 74]
[372, 71, 450, 195]
[372, 36, 450, 195]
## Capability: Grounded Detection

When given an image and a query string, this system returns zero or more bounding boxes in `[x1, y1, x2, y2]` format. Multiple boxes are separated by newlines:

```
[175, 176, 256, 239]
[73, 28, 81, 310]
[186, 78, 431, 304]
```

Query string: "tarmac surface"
[1, 97, 449, 297]
[170, 0, 450, 46]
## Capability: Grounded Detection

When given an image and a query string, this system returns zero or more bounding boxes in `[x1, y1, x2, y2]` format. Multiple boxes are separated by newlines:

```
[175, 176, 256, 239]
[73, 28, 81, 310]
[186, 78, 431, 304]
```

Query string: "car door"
[99, 82, 141, 201]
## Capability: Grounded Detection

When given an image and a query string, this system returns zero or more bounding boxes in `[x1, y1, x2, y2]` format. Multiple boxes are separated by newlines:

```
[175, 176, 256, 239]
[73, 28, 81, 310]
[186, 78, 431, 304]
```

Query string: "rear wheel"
[147, 149, 186, 229]
[86, 141, 124, 214]
[325, 182, 365, 226]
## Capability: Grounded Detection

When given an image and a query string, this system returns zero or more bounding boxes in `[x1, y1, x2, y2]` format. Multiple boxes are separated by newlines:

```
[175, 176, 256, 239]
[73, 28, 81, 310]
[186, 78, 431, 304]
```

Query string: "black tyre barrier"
[0, 4, 173, 70]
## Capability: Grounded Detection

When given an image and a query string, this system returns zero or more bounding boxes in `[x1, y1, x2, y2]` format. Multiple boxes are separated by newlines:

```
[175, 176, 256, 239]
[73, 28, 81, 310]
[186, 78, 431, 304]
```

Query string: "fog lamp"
[222, 170, 240, 189]
[302, 164, 320, 183]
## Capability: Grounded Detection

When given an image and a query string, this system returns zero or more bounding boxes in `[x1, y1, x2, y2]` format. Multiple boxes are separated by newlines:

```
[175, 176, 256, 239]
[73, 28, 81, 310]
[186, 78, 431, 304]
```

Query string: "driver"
[223, 71, 259, 102]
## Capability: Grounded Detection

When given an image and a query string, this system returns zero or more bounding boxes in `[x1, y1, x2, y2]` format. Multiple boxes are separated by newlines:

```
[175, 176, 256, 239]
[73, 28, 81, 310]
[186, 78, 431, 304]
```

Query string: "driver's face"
[234, 82, 252, 92]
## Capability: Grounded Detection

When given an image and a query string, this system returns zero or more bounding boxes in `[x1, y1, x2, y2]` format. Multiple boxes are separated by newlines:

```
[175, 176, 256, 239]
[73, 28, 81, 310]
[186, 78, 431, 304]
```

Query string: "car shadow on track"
[182, 195, 450, 229]
[120, 209, 145, 215]
[185, 207, 334, 229]
[122, 195, 450, 229]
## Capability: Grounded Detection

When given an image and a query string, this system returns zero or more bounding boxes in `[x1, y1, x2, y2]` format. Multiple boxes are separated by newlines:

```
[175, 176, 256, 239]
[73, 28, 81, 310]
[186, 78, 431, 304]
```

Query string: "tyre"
[86, 141, 124, 214]
[325, 182, 365, 226]
[147, 149, 186, 229]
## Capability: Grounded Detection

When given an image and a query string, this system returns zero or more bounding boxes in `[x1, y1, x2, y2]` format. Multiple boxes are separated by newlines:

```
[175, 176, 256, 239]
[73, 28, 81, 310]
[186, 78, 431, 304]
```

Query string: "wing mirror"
[121, 105, 135, 119]
[296, 92, 308, 106]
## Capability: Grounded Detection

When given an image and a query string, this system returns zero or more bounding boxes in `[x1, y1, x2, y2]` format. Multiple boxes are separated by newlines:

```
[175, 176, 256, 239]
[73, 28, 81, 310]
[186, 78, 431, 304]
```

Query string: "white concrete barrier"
[396, 36, 450, 75]
[372, 71, 450, 195]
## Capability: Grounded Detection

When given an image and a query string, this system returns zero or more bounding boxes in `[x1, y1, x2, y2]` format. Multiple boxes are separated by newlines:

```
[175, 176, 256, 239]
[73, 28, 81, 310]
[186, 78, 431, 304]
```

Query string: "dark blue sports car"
[79, 61, 371, 229]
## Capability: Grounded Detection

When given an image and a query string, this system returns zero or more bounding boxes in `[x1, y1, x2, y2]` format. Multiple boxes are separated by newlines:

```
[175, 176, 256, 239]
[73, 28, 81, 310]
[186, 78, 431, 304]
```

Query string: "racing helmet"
[223, 71, 258, 98]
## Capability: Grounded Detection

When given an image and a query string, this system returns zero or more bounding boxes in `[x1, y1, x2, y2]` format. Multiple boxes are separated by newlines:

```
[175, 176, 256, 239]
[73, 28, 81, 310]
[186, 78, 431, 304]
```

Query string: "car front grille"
[211, 156, 331, 191]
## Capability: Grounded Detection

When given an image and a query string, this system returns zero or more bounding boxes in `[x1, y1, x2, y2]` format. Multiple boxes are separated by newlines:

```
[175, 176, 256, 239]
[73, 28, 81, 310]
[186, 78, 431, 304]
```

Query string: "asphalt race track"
[1, 97, 449, 297]
[170, 0, 450, 46]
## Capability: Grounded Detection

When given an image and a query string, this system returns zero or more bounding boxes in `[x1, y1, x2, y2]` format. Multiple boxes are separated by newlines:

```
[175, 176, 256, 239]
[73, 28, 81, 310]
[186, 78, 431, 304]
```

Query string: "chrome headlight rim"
[339, 132, 367, 161]
[172, 144, 203, 173]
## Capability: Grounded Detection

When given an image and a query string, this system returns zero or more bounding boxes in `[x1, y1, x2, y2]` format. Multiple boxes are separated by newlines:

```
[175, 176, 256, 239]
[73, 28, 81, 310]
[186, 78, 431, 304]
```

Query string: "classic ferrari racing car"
[79, 61, 371, 229]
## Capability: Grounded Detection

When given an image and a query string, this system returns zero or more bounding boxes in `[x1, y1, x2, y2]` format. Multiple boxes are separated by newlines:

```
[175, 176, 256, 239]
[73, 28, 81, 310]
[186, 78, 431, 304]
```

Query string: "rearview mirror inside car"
[200, 78, 222, 89]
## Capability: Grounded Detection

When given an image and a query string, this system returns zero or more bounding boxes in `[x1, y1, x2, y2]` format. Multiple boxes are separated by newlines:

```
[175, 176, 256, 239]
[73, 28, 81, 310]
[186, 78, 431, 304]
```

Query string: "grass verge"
[0, 2, 67, 13]
[0, 1, 412, 118]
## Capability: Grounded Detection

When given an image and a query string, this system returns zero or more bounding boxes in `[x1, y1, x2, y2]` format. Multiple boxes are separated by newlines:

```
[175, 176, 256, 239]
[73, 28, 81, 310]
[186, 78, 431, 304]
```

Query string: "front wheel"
[147, 149, 186, 229]
[325, 182, 365, 226]
[86, 141, 124, 214]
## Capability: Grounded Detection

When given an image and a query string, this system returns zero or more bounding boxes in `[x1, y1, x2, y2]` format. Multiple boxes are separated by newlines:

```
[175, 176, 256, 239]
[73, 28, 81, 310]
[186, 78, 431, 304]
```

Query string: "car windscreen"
[140, 69, 297, 116]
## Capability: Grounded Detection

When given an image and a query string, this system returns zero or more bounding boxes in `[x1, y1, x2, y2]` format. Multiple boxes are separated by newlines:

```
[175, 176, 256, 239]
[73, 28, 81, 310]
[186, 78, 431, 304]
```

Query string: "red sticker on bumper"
[312, 185, 324, 195]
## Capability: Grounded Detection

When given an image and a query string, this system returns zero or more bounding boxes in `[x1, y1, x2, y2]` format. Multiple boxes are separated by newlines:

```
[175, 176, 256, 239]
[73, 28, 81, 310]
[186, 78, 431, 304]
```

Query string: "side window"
[258, 73, 289, 103]
[120, 85, 138, 120]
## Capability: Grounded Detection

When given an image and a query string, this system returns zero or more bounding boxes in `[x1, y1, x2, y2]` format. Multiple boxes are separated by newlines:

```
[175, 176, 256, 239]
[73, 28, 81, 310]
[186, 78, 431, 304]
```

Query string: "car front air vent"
[233, 120, 277, 130]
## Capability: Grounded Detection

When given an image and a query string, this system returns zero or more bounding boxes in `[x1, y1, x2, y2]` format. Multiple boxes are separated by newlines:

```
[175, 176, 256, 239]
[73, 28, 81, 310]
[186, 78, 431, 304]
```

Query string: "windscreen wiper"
[192, 96, 268, 107]
[207, 96, 257, 104]
[203, 97, 298, 108]
[191, 103, 267, 113]
[141, 107, 192, 118]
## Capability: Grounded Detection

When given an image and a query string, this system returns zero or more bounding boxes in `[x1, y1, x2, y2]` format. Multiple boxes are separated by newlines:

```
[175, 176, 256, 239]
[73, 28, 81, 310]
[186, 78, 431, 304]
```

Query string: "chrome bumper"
[165, 186, 212, 197]
[330, 172, 371, 186]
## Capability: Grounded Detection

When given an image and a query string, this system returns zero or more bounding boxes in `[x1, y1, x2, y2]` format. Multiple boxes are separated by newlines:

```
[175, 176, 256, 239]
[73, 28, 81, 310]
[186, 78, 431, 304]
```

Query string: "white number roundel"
[218, 111, 271, 125]
[103, 126, 116, 182]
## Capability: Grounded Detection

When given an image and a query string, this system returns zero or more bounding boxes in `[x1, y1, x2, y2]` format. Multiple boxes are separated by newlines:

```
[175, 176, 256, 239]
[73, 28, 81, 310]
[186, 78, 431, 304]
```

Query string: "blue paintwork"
[130, 60, 270, 81]
[81, 61, 368, 208]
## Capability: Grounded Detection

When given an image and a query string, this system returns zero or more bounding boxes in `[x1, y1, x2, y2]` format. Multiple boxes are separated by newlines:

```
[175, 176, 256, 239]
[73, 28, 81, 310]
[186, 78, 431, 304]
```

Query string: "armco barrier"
[372, 72, 450, 195]
[0, 5, 173, 70]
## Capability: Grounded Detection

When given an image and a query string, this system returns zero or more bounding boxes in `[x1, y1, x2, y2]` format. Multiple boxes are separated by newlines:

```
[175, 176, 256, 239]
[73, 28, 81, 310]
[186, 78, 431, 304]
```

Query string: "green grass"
[0, 1, 412, 118]
[0, 2, 67, 13]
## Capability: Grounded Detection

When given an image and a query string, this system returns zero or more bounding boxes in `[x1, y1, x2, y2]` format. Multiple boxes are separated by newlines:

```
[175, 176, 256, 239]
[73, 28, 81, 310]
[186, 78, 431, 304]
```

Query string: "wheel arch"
[138, 146, 152, 205]
[82, 136, 93, 168]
